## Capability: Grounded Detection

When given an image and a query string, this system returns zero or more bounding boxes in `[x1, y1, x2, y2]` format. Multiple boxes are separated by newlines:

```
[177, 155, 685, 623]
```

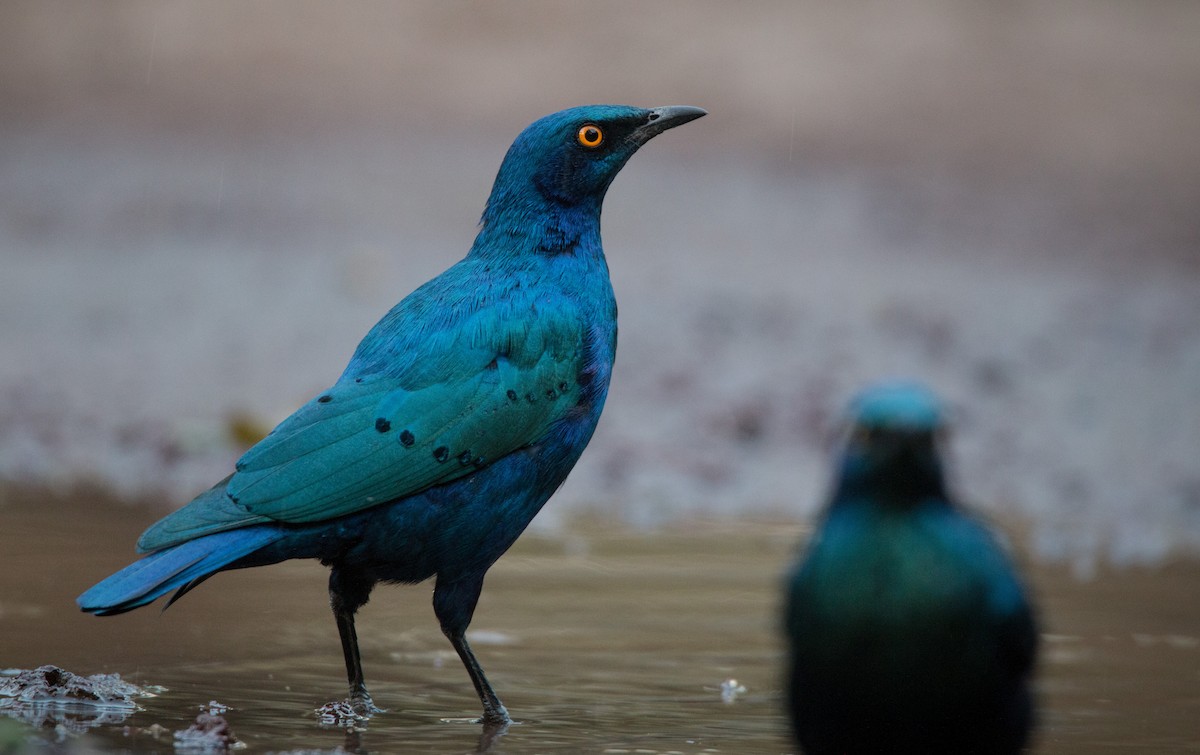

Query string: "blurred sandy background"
[2, 1, 1198, 569]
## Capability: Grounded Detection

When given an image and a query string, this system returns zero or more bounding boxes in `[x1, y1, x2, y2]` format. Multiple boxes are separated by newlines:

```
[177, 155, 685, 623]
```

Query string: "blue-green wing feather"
[228, 348, 578, 523]
[137, 474, 273, 552]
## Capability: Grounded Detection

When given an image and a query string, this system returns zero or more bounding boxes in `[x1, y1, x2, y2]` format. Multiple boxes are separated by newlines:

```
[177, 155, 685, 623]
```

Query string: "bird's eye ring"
[577, 125, 604, 148]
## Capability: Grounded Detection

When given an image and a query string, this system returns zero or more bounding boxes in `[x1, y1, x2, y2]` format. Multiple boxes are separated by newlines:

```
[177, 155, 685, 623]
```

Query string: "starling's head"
[849, 381, 945, 434]
[835, 381, 949, 506]
[483, 104, 706, 216]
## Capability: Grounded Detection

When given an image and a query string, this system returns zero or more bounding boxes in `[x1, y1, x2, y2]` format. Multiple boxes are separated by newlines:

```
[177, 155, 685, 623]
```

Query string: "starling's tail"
[77, 526, 284, 616]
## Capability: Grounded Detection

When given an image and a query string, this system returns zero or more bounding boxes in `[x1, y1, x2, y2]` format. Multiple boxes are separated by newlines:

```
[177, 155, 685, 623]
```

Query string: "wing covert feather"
[226, 338, 580, 524]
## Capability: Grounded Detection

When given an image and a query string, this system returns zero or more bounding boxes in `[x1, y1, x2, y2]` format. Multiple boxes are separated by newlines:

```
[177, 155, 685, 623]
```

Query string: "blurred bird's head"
[833, 381, 950, 507]
[481, 104, 706, 222]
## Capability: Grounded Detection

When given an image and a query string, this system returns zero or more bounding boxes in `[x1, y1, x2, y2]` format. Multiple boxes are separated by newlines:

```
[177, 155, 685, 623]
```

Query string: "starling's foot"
[478, 703, 511, 727]
[314, 698, 377, 729]
[350, 689, 384, 717]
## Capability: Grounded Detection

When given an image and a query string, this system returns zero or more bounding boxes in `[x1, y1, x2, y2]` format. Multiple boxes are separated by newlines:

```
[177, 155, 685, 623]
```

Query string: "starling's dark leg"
[329, 567, 381, 715]
[433, 573, 511, 725]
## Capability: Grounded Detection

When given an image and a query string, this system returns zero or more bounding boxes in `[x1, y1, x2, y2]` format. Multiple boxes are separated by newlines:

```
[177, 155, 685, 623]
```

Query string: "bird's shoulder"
[345, 255, 604, 382]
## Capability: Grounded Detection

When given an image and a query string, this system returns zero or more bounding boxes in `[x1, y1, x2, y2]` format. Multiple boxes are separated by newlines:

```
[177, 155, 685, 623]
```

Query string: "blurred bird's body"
[78, 104, 705, 725]
[785, 383, 1037, 754]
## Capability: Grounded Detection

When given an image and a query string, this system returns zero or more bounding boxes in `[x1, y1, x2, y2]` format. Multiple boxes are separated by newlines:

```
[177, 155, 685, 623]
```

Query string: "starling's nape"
[79, 105, 705, 725]
[785, 381, 1038, 753]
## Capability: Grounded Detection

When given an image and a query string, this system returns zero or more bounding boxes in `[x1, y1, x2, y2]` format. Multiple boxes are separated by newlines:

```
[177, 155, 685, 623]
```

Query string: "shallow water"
[2, 496, 1199, 753]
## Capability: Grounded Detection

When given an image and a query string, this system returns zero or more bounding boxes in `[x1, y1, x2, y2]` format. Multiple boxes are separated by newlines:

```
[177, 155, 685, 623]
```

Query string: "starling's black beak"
[632, 105, 707, 144]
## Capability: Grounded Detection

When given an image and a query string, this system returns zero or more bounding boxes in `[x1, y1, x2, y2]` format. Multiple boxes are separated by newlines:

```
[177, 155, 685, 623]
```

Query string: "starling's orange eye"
[577, 125, 604, 148]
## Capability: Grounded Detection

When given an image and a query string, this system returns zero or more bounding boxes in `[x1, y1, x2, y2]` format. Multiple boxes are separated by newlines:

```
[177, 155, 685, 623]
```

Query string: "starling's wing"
[991, 559, 1039, 678]
[225, 345, 580, 523]
[135, 473, 268, 552]
[955, 516, 1040, 676]
[138, 303, 584, 551]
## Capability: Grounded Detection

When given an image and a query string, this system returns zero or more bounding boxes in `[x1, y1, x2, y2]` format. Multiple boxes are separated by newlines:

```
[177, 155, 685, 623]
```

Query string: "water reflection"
[1, 498, 1198, 752]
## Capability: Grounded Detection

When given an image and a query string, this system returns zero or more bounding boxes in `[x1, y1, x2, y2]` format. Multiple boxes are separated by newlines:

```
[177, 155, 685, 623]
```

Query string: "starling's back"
[785, 383, 1037, 754]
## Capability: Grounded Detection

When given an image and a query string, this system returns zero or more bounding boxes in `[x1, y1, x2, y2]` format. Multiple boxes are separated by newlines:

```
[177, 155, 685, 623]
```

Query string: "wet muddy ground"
[2, 495, 1198, 753]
